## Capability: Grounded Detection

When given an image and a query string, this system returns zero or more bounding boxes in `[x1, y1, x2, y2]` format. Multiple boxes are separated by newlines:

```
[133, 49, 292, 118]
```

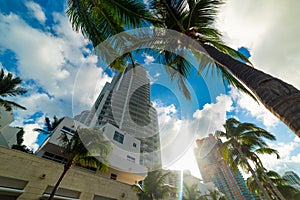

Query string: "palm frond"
[0, 99, 26, 111]
[255, 147, 280, 159]
[186, 0, 224, 28]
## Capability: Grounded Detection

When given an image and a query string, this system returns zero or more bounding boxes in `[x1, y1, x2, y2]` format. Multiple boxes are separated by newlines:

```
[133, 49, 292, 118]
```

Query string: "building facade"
[76, 64, 161, 171]
[282, 171, 300, 191]
[0, 146, 138, 200]
[194, 134, 255, 200]
[36, 117, 147, 184]
[0, 106, 21, 148]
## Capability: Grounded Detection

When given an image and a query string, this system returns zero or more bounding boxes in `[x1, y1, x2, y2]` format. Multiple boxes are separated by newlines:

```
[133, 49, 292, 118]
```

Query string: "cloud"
[258, 141, 300, 176]
[0, 10, 112, 149]
[154, 92, 233, 176]
[229, 87, 279, 129]
[142, 52, 155, 65]
[216, 0, 300, 90]
[25, 1, 46, 24]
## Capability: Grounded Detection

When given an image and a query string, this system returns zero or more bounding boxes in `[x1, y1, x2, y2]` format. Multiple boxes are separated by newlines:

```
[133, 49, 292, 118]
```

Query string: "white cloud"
[294, 136, 300, 143]
[0, 10, 112, 150]
[25, 1, 46, 24]
[154, 72, 161, 78]
[154, 92, 233, 177]
[229, 87, 279, 129]
[142, 52, 155, 65]
[258, 141, 300, 176]
[216, 0, 300, 90]
[193, 94, 233, 133]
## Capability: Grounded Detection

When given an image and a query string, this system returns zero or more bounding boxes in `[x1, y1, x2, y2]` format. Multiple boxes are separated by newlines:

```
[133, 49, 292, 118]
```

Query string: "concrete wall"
[0, 146, 138, 200]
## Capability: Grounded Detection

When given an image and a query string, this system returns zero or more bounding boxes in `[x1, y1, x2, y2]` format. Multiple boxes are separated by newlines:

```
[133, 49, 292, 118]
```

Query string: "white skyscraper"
[78, 64, 161, 170]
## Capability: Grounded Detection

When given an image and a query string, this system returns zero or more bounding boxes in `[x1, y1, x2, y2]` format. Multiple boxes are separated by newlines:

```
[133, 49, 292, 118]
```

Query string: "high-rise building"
[194, 134, 255, 200]
[0, 105, 21, 148]
[282, 171, 300, 191]
[77, 64, 161, 170]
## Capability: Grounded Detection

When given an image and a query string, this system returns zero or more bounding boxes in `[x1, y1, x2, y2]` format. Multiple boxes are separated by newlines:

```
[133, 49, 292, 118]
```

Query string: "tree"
[48, 128, 112, 200]
[33, 116, 63, 135]
[247, 170, 300, 200]
[183, 183, 202, 200]
[0, 68, 26, 111]
[216, 118, 279, 200]
[67, 0, 300, 137]
[11, 128, 32, 153]
[132, 170, 176, 200]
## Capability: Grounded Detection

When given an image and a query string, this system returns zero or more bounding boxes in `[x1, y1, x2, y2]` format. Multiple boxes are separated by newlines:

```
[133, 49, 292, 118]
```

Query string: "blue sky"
[1, 0, 300, 179]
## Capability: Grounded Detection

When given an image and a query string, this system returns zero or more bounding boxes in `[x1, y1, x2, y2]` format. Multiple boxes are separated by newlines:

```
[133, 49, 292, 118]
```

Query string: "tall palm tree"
[216, 118, 278, 200]
[132, 169, 176, 200]
[0, 68, 26, 111]
[48, 128, 112, 200]
[67, 0, 300, 137]
[33, 116, 63, 135]
[248, 150, 285, 200]
[247, 170, 299, 200]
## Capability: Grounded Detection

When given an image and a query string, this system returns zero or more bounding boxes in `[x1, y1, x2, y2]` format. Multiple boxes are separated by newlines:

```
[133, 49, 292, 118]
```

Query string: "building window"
[110, 173, 117, 180]
[133, 143, 137, 148]
[113, 131, 124, 144]
[61, 126, 76, 135]
[127, 155, 136, 162]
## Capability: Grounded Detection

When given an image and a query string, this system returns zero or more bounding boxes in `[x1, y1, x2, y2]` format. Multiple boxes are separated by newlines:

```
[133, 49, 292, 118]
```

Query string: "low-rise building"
[0, 146, 138, 200]
[36, 117, 147, 185]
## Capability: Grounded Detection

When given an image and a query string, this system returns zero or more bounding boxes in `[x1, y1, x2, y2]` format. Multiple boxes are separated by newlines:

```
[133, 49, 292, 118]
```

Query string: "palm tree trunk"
[258, 168, 286, 200]
[48, 161, 72, 200]
[235, 146, 271, 200]
[202, 44, 300, 137]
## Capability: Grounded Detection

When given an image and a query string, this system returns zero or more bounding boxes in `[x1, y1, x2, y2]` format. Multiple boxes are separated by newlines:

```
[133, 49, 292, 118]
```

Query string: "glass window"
[113, 131, 124, 144]
[127, 155, 135, 162]
[110, 173, 117, 180]
[133, 143, 137, 148]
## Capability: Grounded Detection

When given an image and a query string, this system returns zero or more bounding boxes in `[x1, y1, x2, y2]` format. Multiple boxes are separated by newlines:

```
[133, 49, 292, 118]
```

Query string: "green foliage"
[59, 128, 112, 171]
[66, 0, 256, 102]
[183, 183, 202, 200]
[48, 128, 112, 200]
[33, 116, 63, 135]
[247, 169, 300, 200]
[132, 169, 176, 200]
[0, 68, 26, 111]
[11, 128, 32, 153]
[216, 118, 278, 174]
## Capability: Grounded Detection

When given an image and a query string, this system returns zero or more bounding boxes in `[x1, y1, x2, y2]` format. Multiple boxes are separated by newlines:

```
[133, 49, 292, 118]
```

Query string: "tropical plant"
[216, 118, 279, 200]
[48, 128, 112, 200]
[206, 189, 227, 200]
[247, 169, 300, 200]
[11, 128, 32, 153]
[183, 183, 202, 200]
[132, 169, 176, 200]
[0, 68, 26, 111]
[33, 116, 63, 135]
[67, 0, 300, 137]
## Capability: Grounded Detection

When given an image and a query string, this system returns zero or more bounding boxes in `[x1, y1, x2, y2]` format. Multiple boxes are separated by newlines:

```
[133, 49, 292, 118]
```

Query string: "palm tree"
[206, 189, 227, 200]
[132, 169, 176, 200]
[0, 68, 26, 111]
[216, 118, 279, 200]
[48, 128, 112, 200]
[183, 183, 202, 200]
[11, 128, 32, 153]
[67, 0, 300, 137]
[247, 169, 299, 200]
[33, 116, 63, 135]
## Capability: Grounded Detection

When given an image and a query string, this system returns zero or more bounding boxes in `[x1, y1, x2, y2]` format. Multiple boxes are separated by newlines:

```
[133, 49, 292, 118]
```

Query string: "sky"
[0, 0, 300, 179]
